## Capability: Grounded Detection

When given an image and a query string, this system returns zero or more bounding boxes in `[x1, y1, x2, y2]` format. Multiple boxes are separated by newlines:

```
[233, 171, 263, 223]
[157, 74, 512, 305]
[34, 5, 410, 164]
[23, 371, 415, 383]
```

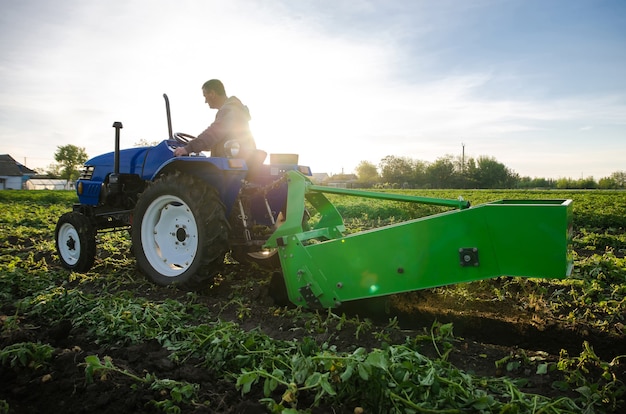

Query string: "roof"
[0, 154, 38, 176]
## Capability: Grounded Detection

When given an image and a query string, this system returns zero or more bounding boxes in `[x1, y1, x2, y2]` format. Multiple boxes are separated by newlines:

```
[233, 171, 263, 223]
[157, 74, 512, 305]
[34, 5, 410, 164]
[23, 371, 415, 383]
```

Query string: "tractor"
[55, 94, 574, 308]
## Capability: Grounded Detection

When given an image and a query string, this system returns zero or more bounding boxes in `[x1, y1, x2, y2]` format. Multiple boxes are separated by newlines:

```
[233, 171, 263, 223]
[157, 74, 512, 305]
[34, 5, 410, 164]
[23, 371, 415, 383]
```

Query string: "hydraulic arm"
[265, 171, 573, 308]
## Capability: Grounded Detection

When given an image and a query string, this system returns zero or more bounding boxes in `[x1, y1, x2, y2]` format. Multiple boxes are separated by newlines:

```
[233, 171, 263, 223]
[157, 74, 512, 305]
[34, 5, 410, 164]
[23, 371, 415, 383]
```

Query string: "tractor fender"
[150, 157, 248, 215]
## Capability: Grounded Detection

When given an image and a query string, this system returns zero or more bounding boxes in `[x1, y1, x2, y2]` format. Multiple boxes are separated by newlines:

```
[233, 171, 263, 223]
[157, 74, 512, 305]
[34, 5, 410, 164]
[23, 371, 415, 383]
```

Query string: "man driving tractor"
[174, 79, 257, 162]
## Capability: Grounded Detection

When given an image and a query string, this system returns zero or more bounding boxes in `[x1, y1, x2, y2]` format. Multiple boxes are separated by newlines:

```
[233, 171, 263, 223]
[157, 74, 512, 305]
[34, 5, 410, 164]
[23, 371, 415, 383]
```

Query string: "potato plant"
[0, 189, 624, 413]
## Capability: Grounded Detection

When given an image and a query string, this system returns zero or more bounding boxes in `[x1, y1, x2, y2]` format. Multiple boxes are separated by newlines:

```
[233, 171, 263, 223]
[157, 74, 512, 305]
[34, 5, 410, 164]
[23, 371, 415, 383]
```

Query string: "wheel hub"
[176, 227, 187, 242]
[66, 236, 76, 250]
[57, 223, 81, 265]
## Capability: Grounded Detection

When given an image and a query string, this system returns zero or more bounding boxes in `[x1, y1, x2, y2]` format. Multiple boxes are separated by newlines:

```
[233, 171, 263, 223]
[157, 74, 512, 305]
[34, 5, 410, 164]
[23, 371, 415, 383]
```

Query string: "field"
[1, 189, 625, 413]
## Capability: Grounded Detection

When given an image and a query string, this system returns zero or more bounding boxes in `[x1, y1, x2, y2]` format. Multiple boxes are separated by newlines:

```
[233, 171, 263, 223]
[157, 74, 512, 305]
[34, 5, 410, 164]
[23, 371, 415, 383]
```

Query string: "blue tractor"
[55, 94, 573, 308]
[55, 94, 310, 290]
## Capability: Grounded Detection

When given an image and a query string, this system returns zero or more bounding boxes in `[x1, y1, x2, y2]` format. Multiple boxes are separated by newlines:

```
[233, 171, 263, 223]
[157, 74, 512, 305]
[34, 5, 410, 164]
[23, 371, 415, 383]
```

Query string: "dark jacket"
[185, 96, 256, 160]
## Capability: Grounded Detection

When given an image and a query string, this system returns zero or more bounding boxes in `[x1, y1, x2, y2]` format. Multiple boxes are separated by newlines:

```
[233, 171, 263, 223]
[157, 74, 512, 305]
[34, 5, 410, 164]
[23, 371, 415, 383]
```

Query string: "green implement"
[265, 171, 573, 309]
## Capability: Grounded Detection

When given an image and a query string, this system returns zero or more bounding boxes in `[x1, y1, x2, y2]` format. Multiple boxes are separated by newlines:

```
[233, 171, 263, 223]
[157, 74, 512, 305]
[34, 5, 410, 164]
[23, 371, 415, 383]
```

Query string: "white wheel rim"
[58, 223, 81, 265]
[140, 194, 199, 278]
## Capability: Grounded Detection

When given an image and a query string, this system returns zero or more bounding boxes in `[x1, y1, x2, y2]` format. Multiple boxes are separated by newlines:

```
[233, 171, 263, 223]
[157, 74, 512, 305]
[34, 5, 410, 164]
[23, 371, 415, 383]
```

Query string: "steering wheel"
[173, 132, 196, 144]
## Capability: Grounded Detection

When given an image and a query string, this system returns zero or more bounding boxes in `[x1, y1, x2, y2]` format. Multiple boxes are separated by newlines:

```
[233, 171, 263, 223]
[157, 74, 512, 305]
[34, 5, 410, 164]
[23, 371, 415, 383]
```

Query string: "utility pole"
[461, 143, 465, 173]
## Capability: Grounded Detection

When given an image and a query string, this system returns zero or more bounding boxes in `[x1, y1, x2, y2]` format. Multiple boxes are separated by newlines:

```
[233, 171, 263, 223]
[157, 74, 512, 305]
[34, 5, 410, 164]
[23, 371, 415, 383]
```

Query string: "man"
[174, 79, 256, 161]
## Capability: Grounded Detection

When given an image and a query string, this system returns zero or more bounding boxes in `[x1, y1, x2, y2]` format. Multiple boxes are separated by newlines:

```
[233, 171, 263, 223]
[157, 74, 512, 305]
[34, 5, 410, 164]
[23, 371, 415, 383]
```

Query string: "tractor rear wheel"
[132, 173, 230, 290]
[55, 212, 96, 272]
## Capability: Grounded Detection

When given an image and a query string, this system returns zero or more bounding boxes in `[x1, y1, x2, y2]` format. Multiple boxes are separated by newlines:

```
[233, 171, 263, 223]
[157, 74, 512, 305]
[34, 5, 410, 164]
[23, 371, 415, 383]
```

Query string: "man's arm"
[175, 107, 234, 156]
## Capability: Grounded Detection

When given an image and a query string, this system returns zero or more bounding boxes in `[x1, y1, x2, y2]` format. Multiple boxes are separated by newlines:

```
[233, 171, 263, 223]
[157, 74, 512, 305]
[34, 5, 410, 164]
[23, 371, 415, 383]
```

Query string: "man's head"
[202, 79, 227, 109]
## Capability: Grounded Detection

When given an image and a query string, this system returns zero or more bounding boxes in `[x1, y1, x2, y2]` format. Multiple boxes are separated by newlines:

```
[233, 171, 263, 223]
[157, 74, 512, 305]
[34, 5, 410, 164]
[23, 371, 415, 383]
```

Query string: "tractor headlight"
[224, 140, 240, 157]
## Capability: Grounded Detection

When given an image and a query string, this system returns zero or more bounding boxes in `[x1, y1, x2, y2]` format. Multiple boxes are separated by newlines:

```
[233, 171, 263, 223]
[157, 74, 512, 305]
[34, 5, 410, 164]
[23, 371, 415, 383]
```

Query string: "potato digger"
[55, 94, 574, 308]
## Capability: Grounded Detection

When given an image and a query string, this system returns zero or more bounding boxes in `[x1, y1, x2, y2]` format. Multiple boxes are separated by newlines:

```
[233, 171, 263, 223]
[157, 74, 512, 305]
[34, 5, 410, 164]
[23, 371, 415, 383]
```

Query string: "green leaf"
[305, 372, 322, 387]
[472, 395, 495, 410]
[236, 371, 258, 395]
[536, 363, 548, 375]
[365, 350, 388, 370]
[551, 380, 570, 391]
[358, 363, 370, 380]
[263, 377, 272, 397]
[506, 361, 521, 372]
[320, 376, 336, 396]
[419, 368, 435, 386]
[340, 364, 354, 382]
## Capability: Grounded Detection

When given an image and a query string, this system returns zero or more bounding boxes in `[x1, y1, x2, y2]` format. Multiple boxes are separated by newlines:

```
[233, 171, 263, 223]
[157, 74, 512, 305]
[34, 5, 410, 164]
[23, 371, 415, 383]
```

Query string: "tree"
[598, 177, 617, 189]
[354, 161, 379, 188]
[54, 145, 88, 181]
[379, 156, 414, 187]
[576, 176, 598, 189]
[44, 163, 62, 178]
[458, 157, 478, 188]
[471, 156, 518, 188]
[411, 160, 429, 188]
[518, 176, 553, 189]
[426, 155, 458, 188]
[610, 171, 626, 188]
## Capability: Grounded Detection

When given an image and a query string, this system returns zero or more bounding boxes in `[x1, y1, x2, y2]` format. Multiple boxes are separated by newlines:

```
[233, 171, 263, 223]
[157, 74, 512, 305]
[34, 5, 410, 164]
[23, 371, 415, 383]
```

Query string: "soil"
[1, 255, 625, 414]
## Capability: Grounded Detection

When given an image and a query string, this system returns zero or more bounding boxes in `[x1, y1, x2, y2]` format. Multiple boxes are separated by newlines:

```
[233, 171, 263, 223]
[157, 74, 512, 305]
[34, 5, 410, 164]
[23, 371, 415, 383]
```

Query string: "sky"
[1, 0, 625, 179]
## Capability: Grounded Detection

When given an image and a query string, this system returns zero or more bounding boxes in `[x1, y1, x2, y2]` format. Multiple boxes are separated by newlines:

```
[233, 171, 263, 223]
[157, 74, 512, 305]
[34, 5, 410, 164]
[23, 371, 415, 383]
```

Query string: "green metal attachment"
[265, 171, 573, 309]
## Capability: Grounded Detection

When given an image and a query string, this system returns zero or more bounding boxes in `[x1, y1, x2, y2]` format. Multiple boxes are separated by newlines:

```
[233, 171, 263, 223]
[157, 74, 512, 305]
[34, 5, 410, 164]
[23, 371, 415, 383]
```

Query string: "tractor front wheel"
[132, 173, 230, 290]
[55, 212, 96, 272]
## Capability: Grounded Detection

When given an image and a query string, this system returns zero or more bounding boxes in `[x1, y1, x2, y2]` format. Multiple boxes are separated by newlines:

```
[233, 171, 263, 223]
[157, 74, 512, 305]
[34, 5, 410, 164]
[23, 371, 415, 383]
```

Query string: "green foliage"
[0, 342, 54, 369]
[83, 355, 203, 412]
[1, 189, 625, 413]
[24, 288, 211, 346]
[555, 342, 626, 411]
[53, 144, 88, 181]
[360, 154, 624, 189]
[354, 160, 379, 187]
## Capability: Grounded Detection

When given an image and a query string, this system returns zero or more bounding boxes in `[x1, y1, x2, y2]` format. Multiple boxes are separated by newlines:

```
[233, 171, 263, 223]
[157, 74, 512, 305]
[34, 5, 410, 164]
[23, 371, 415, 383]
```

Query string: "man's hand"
[174, 147, 189, 157]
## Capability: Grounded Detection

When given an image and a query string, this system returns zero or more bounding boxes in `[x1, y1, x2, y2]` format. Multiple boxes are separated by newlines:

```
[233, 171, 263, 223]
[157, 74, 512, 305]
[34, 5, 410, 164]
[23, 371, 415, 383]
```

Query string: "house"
[310, 172, 330, 184]
[0, 154, 38, 190]
[325, 173, 359, 188]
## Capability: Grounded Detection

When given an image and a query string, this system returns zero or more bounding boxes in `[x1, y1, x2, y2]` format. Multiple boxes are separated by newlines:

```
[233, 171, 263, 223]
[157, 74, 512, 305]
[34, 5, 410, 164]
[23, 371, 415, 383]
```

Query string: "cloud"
[1, 0, 624, 180]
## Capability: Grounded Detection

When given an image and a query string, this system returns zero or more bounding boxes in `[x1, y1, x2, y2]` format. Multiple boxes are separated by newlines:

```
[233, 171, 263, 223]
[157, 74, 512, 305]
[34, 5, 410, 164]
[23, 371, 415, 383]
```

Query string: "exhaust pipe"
[109, 121, 123, 194]
[112, 121, 123, 175]
[163, 94, 173, 139]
